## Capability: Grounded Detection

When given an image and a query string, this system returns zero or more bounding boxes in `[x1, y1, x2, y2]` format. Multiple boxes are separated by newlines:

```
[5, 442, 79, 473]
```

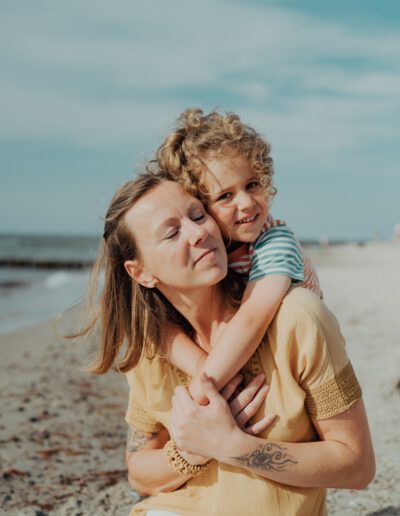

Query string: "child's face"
[202, 153, 268, 243]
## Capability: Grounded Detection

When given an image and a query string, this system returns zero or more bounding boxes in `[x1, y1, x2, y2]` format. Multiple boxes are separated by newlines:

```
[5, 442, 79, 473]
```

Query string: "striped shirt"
[228, 215, 322, 298]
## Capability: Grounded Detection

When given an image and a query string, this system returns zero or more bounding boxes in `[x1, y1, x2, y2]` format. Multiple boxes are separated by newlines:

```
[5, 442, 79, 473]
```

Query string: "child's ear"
[124, 260, 158, 288]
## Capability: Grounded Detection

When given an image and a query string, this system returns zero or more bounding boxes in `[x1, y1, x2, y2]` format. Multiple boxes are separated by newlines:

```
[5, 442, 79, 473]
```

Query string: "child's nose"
[237, 191, 255, 210]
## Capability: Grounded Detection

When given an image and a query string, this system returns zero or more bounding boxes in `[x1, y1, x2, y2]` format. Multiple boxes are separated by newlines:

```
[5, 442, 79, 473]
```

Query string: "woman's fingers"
[220, 373, 243, 401]
[229, 373, 266, 417]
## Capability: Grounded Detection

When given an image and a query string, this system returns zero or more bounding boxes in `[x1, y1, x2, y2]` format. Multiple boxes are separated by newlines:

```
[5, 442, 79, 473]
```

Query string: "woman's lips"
[194, 248, 217, 265]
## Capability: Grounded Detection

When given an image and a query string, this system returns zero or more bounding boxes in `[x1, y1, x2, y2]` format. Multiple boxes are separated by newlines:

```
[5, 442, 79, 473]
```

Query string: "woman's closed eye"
[164, 227, 179, 240]
[192, 212, 206, 222]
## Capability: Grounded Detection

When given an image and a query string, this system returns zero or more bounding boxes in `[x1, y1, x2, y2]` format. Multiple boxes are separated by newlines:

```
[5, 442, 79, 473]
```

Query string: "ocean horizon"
[0, 232, 384, 336]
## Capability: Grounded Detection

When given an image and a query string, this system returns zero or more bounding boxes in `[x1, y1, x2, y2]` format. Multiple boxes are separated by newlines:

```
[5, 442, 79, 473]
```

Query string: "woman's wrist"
[178, 448, 210, 466]
[164, 440, 210, 476]
[216, 427, 252, 464]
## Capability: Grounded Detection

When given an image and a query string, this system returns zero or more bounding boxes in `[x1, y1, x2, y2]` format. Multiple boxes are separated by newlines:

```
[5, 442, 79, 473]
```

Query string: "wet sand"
[1, 243, 399, 515]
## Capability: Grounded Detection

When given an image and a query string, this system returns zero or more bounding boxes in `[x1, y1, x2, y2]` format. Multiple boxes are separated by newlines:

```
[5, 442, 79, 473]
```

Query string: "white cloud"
[1, 1, 399, 182]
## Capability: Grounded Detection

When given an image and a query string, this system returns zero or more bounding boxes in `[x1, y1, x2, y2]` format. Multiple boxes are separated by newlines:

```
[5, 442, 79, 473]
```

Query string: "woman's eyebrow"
[188, 200, 204, 211]
[155, 217, 178, 237]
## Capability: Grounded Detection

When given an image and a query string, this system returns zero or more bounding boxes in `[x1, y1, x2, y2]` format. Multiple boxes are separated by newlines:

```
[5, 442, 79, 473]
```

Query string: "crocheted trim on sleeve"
[305, 361, 362, 420]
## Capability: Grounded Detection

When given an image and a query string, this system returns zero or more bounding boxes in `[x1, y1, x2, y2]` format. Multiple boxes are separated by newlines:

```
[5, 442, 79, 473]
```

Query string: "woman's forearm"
[125, 425, 192, 496]
[219, 430, 374, 490]
[127, 447, 192, 496]
[172, 381, 375, 491]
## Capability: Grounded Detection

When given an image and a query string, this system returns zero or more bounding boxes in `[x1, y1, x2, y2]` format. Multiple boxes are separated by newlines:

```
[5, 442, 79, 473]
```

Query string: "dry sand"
[1, 243, 399, 515]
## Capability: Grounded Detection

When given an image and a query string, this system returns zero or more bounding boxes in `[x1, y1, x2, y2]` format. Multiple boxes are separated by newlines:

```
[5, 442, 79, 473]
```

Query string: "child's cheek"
[209, 206, 231, 230]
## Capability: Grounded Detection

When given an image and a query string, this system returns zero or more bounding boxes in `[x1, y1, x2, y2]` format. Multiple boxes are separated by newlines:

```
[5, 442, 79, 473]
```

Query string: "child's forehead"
[202, 153, 254, 183]
[204, 146, 248, 163]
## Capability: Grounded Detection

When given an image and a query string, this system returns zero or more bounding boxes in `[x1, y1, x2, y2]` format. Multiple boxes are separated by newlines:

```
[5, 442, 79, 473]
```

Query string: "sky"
[1, 0, 399, 241]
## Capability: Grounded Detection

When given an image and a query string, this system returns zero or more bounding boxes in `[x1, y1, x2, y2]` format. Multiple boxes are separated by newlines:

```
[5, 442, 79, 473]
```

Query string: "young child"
[155, 108, 322, 405]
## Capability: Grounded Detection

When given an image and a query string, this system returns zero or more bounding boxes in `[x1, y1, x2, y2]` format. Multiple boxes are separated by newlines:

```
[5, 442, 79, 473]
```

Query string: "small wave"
[45, 272, 73, 289]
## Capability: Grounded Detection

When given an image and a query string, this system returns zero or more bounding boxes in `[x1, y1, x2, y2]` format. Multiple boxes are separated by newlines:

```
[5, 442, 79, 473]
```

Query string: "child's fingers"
[244, 414, 276, 436]
[234, 384, 269, 427]
[220, 373, 243, 401]
[229, 373, 265, 417]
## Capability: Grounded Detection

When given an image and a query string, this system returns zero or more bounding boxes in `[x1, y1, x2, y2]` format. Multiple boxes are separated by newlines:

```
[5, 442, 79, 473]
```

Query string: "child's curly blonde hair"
[150, 108, 277, 204]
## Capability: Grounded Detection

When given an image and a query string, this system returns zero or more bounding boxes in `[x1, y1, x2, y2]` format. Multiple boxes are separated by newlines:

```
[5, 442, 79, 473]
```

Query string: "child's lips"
[235, 213, 259, 225]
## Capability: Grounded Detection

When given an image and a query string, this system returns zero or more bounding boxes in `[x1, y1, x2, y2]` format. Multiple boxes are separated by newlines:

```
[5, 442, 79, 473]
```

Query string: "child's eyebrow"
[211, 185, 231, 197]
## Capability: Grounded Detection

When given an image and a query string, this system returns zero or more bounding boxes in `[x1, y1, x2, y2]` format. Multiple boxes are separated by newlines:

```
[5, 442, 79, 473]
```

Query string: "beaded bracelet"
[164, 440, 210, 477]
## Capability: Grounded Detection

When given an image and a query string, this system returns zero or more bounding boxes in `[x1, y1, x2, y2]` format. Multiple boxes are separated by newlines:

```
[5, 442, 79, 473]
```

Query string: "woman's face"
[124, 181, 227, 293]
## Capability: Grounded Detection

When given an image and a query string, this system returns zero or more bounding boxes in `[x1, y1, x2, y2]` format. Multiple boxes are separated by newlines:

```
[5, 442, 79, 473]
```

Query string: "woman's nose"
[187, 221, 208, 246]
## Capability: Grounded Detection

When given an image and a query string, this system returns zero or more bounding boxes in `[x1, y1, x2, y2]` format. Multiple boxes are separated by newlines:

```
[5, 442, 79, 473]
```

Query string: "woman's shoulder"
[271, 287, 346, 358]
[278, 287, 331, 325]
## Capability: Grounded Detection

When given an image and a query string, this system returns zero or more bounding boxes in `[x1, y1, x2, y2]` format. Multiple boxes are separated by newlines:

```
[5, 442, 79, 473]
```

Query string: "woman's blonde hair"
[72, 172, 244, 374]
[150, 108, 276, 203]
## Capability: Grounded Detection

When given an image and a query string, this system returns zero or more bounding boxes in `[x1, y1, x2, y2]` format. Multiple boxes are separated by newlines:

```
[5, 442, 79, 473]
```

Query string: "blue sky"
[1, 0, 399, 240]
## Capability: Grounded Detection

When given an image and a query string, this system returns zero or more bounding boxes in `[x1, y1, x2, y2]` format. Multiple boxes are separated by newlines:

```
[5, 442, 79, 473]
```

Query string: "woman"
[86, 173, 374, 515]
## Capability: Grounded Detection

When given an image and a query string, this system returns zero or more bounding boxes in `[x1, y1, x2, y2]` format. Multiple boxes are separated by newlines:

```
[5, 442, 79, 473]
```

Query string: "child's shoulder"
[256, 215, 294, 242]
[264, 214, 287, 229]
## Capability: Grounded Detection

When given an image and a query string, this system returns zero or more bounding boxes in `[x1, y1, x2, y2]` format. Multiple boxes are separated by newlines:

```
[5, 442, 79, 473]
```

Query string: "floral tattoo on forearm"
[232, 443, 297, 471]
[126, 425, 157, 453]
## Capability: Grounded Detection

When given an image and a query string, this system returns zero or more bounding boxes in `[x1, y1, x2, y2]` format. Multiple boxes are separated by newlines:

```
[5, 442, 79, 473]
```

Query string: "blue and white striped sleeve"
[249, 225, 305, 283]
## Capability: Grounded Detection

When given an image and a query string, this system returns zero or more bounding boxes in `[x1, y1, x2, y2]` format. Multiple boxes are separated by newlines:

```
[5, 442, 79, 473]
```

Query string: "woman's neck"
[160, 284, 230, 352]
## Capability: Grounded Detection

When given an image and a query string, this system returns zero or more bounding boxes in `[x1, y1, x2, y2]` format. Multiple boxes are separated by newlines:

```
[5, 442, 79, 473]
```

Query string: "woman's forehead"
[124, 181, 201, 233]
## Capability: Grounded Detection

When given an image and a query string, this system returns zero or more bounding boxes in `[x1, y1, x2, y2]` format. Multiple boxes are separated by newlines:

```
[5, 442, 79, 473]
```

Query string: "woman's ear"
[124, 260, 158, 288]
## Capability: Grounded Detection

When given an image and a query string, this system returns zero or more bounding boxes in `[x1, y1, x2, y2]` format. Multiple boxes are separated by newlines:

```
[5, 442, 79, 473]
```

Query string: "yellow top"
[125, 288, 362, 516]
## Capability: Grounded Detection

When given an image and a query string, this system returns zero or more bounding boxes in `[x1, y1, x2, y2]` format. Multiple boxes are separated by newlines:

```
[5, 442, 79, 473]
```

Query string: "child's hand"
[188, 376, 209, 406]
[225, 373, 276, 436]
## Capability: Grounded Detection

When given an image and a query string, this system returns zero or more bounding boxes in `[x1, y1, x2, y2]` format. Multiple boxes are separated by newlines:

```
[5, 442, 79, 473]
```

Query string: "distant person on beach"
[81, 172, 374, 515]
[393, 223, 400, 243]
[152, 108, 322, 405]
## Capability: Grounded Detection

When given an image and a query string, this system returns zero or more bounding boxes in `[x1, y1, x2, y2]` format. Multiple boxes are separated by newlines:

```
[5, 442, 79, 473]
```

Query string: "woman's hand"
[171, 373, 275, 461]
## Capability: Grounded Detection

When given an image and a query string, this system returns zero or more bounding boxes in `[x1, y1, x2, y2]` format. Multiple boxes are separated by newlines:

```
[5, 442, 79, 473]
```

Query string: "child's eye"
[247, 181, 260, 190]
[216, 192, 232, 202]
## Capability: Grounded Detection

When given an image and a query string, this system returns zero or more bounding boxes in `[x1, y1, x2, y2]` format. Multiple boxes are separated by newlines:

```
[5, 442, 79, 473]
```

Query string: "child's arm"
[166, 324, 207, 379]
[189, 274, 291, 405]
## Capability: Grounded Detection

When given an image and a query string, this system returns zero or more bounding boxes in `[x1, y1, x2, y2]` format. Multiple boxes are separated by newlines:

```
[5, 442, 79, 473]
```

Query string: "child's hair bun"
[178, 108, 204, 129]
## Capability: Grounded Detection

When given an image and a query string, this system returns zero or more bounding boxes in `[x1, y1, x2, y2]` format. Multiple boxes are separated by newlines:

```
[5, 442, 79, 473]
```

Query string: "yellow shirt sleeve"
[125, 359, 165, 434]
[278, 288, 362, 420]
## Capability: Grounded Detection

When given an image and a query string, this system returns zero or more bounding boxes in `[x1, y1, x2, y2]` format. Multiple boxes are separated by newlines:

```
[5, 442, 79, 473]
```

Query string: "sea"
[0, 234, 100, 335]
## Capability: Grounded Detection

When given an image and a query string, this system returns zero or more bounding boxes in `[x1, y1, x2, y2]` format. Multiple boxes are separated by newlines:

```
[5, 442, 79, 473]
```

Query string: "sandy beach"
[1, 242, 399, 515]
